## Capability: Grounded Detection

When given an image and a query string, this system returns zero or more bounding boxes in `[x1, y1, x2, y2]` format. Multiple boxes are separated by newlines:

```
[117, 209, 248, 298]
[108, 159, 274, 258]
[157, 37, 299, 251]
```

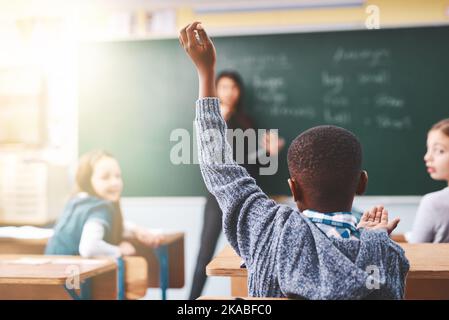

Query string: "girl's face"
[91, 156, 123, 202]
[217, 77, 240, 111]
[424, 129, 449, 182]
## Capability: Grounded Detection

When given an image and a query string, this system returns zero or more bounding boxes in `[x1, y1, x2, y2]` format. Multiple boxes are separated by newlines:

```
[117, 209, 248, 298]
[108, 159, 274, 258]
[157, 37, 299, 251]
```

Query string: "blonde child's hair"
[74, 149, 124, 245]
[75, 150, 114, 196]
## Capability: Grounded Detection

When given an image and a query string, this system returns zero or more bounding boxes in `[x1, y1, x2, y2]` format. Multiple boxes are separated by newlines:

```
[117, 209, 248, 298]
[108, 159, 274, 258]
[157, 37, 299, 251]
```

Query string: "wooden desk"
[390, 233, 407, 243]
[401, 243, 449, 299]
[0, 236, 147, 299]
[207, 244, 449, 299]
[206, 245, 247, 296]
[0, 231, 185, 300]
[0, 255, 117, 299]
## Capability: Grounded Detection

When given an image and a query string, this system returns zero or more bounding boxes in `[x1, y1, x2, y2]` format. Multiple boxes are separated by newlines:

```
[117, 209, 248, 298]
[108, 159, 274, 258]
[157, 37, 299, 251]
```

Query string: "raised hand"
[179, 22, 216, 76]
[179, 22, 217, 98]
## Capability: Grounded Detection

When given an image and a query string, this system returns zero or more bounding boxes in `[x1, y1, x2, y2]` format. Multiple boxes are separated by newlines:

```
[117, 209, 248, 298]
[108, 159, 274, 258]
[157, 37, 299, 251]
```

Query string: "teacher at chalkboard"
[189, 70, 284, 299]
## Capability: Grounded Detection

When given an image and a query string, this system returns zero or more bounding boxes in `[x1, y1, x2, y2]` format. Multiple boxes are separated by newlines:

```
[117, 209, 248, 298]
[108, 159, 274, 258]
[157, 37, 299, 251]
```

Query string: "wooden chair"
[129, 232, 185, 300]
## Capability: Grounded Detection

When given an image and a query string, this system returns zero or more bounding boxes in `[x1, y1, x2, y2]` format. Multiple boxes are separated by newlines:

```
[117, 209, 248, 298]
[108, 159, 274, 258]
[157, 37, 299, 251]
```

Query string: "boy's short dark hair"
[287, 125, 362, 203]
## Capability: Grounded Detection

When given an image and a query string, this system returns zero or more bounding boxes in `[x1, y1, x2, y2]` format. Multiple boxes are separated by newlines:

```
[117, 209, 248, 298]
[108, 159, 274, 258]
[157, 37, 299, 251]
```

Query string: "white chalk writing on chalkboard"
[252, 75, 288, 108]
[375, 115, 412, 129]
[270, 105, 316, 119]
[332, 47, 391, 67]
[323, 94, 349, 107]
[223, 44, 413, 132]
[222, 54, 292, 71]
[358, 70, 390, 85]
[375, 94, 405, 108]
[321, 71, 344, 94]
[257, 93, 287, 105]
[323, 108, 352, 125]
[253, 75, 285, 91]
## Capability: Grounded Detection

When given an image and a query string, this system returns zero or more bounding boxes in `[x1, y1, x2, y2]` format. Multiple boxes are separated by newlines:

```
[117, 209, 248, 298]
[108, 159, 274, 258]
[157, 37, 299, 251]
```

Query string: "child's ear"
[288, 177, 300, 202]
[356, 170, 368, 195]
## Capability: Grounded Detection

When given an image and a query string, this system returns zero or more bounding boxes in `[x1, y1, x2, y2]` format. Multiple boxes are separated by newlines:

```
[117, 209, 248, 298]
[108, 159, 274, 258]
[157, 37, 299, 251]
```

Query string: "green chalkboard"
[79, 25, 449, 196]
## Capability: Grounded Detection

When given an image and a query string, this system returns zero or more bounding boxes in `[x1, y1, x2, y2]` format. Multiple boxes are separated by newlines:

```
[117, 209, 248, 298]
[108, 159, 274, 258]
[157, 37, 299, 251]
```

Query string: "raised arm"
[179, 23, 286, 263]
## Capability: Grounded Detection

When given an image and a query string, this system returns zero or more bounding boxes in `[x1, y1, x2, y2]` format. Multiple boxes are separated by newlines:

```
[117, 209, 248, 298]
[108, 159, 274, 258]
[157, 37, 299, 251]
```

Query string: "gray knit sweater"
[195, 97, 409, 299]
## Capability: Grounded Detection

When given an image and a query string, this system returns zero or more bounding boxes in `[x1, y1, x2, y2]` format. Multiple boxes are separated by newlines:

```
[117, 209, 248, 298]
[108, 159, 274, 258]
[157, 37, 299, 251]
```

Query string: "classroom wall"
[2, 1, 448, 37]
[177, 0, 449, 33]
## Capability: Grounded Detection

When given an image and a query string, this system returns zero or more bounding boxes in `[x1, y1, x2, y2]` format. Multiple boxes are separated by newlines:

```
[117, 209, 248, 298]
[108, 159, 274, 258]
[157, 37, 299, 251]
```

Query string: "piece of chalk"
[194, 30, 202, 43]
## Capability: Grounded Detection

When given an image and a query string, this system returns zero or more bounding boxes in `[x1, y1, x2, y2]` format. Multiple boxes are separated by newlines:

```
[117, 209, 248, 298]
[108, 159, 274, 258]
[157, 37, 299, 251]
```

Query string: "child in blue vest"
[46, 150, 164, 257]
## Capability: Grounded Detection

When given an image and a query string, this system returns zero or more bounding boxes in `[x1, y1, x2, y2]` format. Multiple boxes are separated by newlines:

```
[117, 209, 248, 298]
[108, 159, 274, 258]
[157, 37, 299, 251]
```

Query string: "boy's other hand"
[179, 22, 216, 77]
[357, 205, 400, 235]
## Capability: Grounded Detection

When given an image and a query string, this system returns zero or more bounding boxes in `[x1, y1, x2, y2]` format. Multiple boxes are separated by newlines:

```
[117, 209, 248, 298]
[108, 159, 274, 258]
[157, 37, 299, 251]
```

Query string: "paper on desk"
[0, 226, 54, 239]
[1, 258, 52, 265]
[50, 259, 105, 265]
[1, 258, 106, 266]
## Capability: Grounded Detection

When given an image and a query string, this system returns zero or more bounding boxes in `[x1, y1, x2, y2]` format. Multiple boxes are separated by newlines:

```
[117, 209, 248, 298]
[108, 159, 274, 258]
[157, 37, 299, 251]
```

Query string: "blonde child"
[409, 119, 449, 243]
[45, 150, 164, 257]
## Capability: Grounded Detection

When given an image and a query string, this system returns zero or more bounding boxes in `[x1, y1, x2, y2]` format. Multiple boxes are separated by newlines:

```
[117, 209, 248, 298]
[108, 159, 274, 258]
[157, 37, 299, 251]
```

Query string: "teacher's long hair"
[216, 70, 254, 130]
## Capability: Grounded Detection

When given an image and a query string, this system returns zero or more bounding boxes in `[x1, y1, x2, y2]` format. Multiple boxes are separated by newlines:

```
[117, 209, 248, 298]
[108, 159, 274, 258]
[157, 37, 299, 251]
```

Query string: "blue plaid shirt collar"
[301, 209, 360, 239]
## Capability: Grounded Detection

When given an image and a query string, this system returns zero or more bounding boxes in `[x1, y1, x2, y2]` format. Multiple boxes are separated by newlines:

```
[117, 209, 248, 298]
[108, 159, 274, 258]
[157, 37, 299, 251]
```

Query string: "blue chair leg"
[64, 278, 92, 300]
[64, 285, 81, 300]
[80, 278, 92, 300]
[117, 257, 126, 300]
[155, 245, 169, 300]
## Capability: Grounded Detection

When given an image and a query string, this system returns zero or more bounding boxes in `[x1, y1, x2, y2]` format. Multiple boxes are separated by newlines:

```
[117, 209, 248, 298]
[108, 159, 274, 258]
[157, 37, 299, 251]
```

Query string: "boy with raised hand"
[179, 22, 409, 299]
